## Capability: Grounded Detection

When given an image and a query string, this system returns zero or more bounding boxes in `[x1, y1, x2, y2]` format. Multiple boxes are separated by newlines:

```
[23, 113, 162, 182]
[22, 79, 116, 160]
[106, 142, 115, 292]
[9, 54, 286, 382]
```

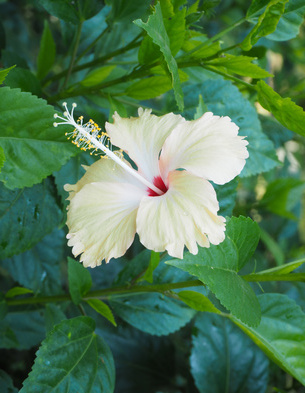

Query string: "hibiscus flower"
[54, 104, 248, 268]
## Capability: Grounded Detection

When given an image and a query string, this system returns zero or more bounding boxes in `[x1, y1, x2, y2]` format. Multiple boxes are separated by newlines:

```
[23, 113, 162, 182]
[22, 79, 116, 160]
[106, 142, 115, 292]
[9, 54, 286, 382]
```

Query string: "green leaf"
[167, 216, 261, 327]
[81, 65, 116, 87]
[109, 293, 196, 336]
[206, 54, 273, 78]
[227, 216, 260, 270]
[242, 0, 288, 51]
[5, 286, 33, 298]
[4, 310, 46, 350]
[86, 299, 117, 326]
[182, 33, 221, 59]
[0, 370, 18, 393]
[114, 249, 151, 286]
[259, 227, 285, 266]
[68, 257, 93, 305]
[140, 251, 160, 283]
[164, 6, 186, 56]
[53, 152, 96, 211]
[38, 0, 104, 24]
[76, 0, 105, 21]
[183, 79, 279, 177]
[0, 293, 7, 321]
[138, 5, 186, 64]
[178, 290, 221, 313]
[1, 229, 65, 295]
[259, 178, 305, 219]
[0, 322, 18, 349]
[96, 322, 177, 392]
[214, 179, 238, 217]
[233, 294, 305, 385]
[257, 80, 305, 137]
[0, 146, 5, 173]
[256, 258, 305, 275]
[0, 87, 77, 189]
[246, 0, 274, 17]
[20, 317, 115, 393]
[134, 3, 184, 110]
[194, 94, 208, 120]
[106, 0, 151, 24]
[125, 71, 188, 100]
[0, 65, 15, 84]
[267, 0, 305, 41]
[37, 21, 56, 80]
[44, 304, 66, 333]
[4, 67, 42, 96]
[0, 180, 62, 259]
[259, 114, 293, 148]
[191, 313, 269, 393]
[108, 95, 127, 121]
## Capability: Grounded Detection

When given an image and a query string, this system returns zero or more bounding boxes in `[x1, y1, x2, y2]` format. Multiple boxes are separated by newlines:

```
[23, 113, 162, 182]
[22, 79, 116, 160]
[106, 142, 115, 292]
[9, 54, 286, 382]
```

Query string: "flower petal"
[64, 156, 145, 201]
[66, 181, 146, 267]
[159, 112, 249, 185]
[65, 158, 147, 267]
[105, 108, 185, 182]
[136, 170, 226, 259]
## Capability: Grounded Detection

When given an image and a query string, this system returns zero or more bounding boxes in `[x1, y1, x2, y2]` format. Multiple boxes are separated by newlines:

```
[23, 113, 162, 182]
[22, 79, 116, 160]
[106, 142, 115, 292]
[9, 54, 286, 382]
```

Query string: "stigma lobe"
[147, 176, 168, 197]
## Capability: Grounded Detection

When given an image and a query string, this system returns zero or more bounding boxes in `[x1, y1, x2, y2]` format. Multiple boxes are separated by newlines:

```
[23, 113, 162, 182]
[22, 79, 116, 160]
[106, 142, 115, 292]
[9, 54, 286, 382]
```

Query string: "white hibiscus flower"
[54, 104, 248, 268]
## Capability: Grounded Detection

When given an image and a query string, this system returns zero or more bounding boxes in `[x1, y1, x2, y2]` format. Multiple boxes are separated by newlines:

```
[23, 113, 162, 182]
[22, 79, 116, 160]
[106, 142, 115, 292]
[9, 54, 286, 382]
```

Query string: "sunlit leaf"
[5, 287, 33, 298]
[206, 54, 273, 78]
[86, 299, 117, 326]
[267, 0, 305, 41]
[257, 80, 305, 137]
[81, 65, 116, 87]
[242, 0, 288, 51]
[0, 65, 15, 84]
[134, 2, 184, 110]
[178, 290, 221, 313]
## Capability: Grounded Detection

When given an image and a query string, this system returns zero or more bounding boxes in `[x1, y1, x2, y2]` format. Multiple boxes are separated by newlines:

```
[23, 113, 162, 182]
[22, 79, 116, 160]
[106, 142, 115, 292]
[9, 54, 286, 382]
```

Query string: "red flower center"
[147, 176, 168, 197]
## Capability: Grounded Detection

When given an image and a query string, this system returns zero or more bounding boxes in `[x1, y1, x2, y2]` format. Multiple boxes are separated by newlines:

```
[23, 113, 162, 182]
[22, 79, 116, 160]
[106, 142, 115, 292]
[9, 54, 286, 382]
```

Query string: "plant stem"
[6, 280, 203, 306]
[179, 16, 247, 59]
[201, 65, 257, 90]
[75, 25, 110, 65]
[44, 35, 141, 86]
[243, 273, 305, 282]
[6, 273, 305, 307]
[48, 61, 160, 103]
[62, 22, 83, 89]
